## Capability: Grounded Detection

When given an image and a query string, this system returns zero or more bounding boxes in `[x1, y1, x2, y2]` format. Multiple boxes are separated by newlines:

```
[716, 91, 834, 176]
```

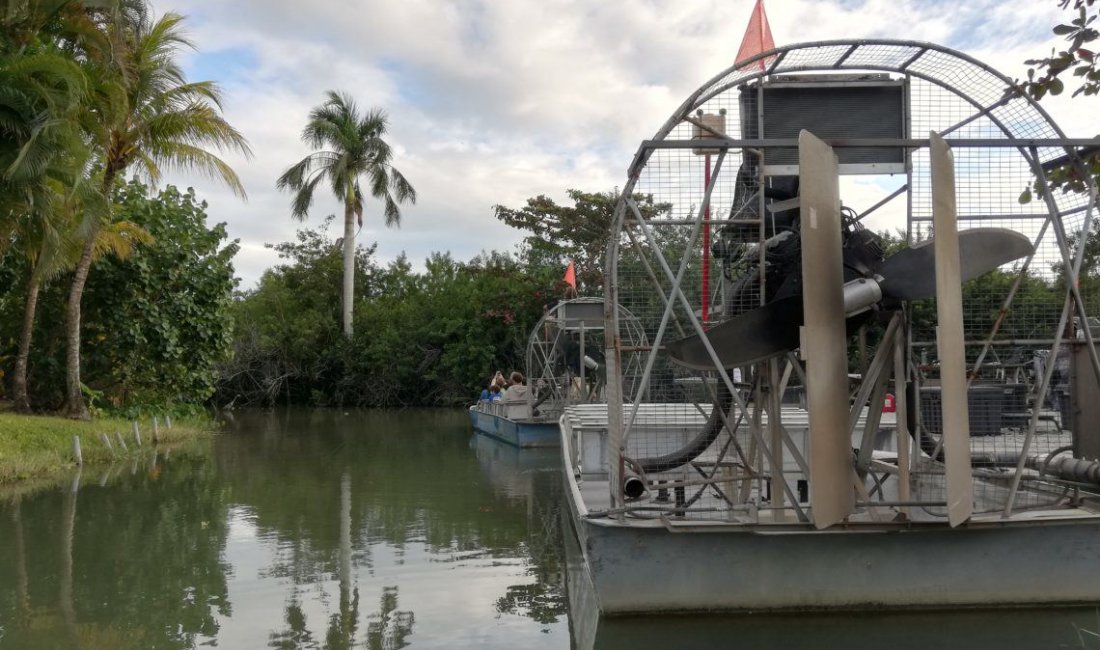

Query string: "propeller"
[666, 227, 1032, 371]
[877, 229, 1033, 301]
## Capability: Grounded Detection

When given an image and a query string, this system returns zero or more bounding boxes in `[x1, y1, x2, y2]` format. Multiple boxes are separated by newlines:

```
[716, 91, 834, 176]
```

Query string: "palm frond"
[389, 167, 416, 204]
[92, 218, 152, 261]
[289, 173, 324, 221]
[280, 89, 415, 228]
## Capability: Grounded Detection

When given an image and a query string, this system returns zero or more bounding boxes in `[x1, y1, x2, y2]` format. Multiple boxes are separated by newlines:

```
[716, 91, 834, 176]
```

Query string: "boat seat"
[502, 399, 531, 420]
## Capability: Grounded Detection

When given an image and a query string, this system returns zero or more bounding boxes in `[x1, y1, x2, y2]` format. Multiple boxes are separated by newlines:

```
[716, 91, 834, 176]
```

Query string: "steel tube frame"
[624, 198, 807, 520]
[603, 37, 1100, 524]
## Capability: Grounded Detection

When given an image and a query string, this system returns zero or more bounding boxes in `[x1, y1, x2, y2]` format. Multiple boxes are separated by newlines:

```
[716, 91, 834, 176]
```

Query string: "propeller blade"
[929, 131, 973, 527]
[666, 296, 802, 371]
[877, 228, 1032, 301]
[799, 129, 854, 529]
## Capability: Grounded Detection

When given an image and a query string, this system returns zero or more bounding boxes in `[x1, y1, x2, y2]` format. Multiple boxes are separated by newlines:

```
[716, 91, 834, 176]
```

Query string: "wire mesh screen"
[525, 298, 648, 422]
[600, 40, 1098, 524]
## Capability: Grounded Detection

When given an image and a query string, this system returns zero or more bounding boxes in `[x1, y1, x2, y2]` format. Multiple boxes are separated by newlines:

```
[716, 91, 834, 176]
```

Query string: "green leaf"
[1019, 188, 1033, 204]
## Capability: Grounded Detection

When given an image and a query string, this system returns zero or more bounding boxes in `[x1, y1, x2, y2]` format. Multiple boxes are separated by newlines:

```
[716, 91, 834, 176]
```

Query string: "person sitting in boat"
[488, 384, 503, 401]
[503, 372, 528, 401]
[479, 387, 491, 401]
[490, 370, 506, 389]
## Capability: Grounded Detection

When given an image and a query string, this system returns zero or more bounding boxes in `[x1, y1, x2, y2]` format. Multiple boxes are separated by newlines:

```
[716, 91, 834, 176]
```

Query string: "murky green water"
[2, 408, 1100, 649]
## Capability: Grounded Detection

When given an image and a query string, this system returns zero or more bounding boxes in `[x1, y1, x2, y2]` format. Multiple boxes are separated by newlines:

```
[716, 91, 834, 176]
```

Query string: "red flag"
[735, 0, 775, 70]
[563, 260, 577, 290]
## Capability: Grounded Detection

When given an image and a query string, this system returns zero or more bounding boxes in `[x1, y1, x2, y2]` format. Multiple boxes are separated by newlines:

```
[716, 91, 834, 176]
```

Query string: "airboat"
[469, 297, 647, 448]
[561, 39, 1100, 614]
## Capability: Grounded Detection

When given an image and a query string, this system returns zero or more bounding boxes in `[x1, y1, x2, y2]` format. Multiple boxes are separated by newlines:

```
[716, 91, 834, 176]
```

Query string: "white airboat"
[561, 40, 1100, 614]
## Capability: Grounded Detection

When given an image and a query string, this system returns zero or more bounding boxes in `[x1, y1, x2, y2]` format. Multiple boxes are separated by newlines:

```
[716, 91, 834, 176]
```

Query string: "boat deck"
[562, 403, 1095, 528]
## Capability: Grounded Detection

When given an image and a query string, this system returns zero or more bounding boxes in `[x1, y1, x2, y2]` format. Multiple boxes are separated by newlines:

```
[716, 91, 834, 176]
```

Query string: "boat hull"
[560, 415, 1100, 614]
[567, 506, 1100, 614]
[468, 406, 559, 448]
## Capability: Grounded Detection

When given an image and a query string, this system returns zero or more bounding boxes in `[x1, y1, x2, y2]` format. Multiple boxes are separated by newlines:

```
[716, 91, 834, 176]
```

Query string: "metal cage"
[585, 39, 1100, 524]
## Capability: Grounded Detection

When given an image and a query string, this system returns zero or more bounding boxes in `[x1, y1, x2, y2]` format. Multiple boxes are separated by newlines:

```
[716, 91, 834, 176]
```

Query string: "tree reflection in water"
[267, 586, 411, 650]
[0, 410, 573, 648]
[365, 587, 413, 650]
[492, 467, 567, 627]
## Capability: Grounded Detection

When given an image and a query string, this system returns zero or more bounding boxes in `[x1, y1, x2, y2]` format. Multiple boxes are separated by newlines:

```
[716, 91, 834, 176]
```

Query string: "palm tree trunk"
[342, 200, 356, 338]
[62, 234, 95, 420]
[63, 169, 116, 420]
[12, 266, 41, 413]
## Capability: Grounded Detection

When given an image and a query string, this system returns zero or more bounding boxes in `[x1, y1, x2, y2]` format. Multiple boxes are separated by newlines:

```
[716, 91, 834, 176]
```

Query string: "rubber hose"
[638, 382, 735, 473]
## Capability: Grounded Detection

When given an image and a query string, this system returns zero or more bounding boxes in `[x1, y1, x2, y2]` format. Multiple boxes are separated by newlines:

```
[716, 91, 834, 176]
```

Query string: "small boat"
[469, 297, 647, 448]
[468, 401, 559, 448]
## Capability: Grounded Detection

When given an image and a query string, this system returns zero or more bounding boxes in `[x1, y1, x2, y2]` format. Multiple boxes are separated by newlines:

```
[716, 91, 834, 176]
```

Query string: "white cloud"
[161, 0, 1098, 287]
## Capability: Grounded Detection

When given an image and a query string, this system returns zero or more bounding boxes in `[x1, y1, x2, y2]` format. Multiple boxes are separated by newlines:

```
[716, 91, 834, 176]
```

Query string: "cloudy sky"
[167, 0, 1097, 288]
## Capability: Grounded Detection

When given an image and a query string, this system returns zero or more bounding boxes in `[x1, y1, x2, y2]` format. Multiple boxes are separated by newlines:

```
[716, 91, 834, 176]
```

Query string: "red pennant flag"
[563, 260, 577, 290]
[735, 0, 775, 70]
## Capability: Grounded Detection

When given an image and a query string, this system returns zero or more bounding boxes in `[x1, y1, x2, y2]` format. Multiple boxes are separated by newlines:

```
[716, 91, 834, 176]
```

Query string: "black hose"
[637, 382, 735, 473]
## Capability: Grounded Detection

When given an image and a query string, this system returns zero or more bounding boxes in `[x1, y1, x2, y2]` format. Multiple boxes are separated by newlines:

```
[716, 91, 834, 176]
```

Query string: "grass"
[0, 411, 213, 485]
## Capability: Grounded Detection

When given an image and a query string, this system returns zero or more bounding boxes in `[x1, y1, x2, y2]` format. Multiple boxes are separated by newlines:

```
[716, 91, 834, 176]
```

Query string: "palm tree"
[1, 6, 95, 412]
[277, 91, 416, 338]
[61, 9, 251, 419]
[12, 200, 149, 412]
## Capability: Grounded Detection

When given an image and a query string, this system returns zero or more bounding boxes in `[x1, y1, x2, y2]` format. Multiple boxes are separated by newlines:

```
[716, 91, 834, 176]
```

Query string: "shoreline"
[0, 411, 214, 488]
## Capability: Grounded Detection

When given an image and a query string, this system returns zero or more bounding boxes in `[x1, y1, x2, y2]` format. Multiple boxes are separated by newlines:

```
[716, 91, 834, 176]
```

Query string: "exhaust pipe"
[623, 472, 647, 500]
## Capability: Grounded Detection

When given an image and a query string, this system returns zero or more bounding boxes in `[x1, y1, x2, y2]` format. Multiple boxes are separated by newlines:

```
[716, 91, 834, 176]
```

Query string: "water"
[1, 408, 1099, 649]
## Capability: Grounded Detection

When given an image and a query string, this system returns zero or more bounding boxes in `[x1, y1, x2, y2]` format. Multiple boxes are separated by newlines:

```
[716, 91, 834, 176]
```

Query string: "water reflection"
[472, 435, 567, 627]
[0, 451, 230, 649]
[0, 408, 569, 648]
[3, 408, 1098, 649]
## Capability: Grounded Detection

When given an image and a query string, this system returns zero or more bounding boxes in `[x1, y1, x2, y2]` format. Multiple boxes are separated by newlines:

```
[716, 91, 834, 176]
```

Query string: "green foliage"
[81, 180, 239, 411]
[0, 179, 238, 412]
[219, 225, 559, 407]
[1016, 0, 1100, 202]
[494, 189, 671, 294]
[1020, 0, 1099, 101]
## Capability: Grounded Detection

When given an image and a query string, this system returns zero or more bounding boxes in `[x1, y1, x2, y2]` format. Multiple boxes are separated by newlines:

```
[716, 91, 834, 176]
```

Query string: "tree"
[79, 180, 237, 411]
[1016, 0, 1100, 199]
[61, 8, 251, 419]
[494, 189, 671, 295]
[8, 184, 125, 412]
[1, 1, 100, 411]
[277, 90, 416, 339]
[219, 218, 360, 406]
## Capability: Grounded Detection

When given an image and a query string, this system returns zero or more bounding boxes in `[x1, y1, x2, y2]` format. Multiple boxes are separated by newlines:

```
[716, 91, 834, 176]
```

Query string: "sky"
[165, 0, 1099, 289]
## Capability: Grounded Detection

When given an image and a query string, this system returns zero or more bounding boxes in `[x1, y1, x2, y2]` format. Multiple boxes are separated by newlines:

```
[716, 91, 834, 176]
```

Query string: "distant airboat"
[469, 297, 647, 448]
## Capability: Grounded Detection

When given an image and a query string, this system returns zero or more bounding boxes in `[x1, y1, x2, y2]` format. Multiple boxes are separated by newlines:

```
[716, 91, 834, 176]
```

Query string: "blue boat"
[468, 401, 560, 448]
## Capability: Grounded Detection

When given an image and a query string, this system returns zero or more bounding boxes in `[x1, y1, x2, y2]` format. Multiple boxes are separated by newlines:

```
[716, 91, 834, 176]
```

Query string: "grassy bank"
[0, 412, 213, 485]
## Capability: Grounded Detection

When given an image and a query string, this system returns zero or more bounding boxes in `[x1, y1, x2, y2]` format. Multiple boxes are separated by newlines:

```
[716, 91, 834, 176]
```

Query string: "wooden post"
[165, 415, 172, 429]
[152, 416, 159, 442]
[99, 432, 113, 452]
[72, 436, 82, 465]
[134, 426, 142, 447]
[115, 431, 128, 452]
